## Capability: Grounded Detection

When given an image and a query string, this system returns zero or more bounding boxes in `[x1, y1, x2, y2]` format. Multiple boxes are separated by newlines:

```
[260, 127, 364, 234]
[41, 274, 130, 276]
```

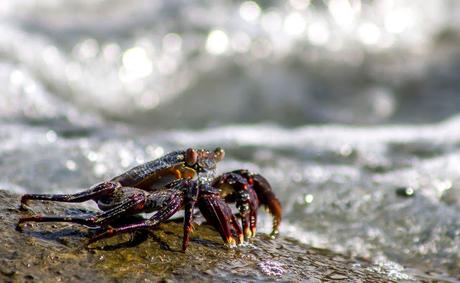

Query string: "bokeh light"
[239, 1, 261, 22]
[206, 30, 229, 55]
[284, 12, 307, 37]
[120, 46, 153, 82]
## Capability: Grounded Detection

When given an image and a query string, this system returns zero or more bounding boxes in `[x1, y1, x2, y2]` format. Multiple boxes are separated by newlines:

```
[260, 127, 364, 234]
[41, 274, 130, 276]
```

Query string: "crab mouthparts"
[197, 169, 216, 185]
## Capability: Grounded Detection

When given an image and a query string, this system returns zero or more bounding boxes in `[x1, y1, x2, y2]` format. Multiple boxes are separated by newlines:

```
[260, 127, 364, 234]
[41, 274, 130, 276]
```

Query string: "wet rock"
[1, 189, 396, 282]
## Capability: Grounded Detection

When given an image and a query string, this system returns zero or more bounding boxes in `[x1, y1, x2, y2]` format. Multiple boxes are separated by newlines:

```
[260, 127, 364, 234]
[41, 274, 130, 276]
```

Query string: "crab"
[17, 148, 282, 251]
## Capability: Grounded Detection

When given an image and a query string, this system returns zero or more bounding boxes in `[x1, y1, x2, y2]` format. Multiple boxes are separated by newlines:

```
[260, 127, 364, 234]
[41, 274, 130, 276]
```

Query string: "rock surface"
[1, 189, 405, 282]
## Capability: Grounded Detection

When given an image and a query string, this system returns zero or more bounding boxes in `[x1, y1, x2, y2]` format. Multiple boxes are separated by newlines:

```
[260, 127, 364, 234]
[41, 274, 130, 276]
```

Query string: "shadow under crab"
[17, 148, 282, 251]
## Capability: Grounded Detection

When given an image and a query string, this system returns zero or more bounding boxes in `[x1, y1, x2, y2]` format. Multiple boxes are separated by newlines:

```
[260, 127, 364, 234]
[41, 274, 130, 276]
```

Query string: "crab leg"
[182, 182, 199, 251]
[18, 189, 147, 228]
[235, 186, 258, 239]
[229, 212, 244, 244]
[240, 213, 250, 238]
[20, 182, 121, 206]
[241, 188, 259, 238]
[249, 204, 258, 237]
[88, 189, 184, 245]
[92, 191, 147, 225]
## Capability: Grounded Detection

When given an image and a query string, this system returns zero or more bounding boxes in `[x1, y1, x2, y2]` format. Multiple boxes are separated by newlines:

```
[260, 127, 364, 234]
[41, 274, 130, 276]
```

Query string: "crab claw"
[250, 174, 282, 238]
[223, 170, 281, 238]
[198, 185, 243, 247]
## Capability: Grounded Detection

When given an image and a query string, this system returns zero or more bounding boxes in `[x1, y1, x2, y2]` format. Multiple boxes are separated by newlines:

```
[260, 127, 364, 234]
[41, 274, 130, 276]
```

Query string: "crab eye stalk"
[214, 147, 225, 161]
[185, 148, 198, 166]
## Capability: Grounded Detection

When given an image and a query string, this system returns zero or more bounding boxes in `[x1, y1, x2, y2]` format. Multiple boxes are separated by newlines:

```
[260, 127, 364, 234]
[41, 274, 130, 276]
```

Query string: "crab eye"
[214, 147, 225, 161]
[185, 148, 198, 166]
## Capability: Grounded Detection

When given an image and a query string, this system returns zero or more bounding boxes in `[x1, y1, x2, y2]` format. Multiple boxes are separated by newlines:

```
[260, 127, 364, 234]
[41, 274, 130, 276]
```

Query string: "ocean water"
[1, 0, 460, 280]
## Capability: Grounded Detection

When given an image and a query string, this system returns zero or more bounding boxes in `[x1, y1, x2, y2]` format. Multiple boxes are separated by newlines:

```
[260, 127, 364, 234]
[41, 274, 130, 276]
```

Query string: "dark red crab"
[17, 148, 282, 251]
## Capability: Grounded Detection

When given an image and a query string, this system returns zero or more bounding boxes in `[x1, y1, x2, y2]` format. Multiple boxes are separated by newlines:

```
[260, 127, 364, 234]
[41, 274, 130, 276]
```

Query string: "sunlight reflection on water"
[0, 0, 457, 123]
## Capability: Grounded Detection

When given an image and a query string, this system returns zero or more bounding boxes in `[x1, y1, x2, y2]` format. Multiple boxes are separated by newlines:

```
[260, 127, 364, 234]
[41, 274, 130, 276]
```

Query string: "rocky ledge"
[0, 189, 401, 282]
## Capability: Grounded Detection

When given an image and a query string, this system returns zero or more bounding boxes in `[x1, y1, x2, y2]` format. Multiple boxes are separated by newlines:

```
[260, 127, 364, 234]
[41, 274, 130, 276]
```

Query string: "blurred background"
[1, 0, 460, 280]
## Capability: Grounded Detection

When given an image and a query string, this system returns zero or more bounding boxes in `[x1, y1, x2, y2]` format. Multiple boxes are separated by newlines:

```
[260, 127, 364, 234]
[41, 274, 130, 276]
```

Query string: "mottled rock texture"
[1, 189, 394, 282]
